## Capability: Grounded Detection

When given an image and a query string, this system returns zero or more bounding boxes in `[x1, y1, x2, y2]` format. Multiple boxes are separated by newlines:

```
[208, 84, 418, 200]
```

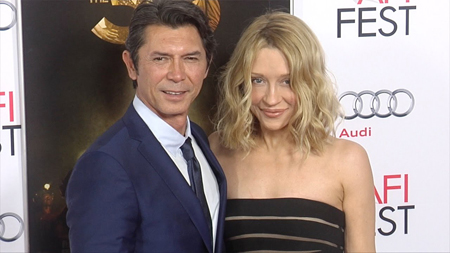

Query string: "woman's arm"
[340, 141, 376, 252]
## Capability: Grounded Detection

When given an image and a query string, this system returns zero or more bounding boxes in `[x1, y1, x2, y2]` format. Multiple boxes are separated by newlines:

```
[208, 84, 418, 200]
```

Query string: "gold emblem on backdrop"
[90, 0, 221, 44]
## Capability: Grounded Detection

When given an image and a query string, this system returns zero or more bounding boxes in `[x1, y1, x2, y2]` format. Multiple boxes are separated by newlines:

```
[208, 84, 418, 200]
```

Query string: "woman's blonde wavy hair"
[214, 11, 342, 155]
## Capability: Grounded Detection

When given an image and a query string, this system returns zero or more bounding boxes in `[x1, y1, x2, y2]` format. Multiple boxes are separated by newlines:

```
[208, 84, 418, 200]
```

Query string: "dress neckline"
[227, 197, 343, 213]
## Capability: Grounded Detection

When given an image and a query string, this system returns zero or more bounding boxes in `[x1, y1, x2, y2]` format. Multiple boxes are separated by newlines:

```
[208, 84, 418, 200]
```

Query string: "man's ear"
[122, 50, 138, 80]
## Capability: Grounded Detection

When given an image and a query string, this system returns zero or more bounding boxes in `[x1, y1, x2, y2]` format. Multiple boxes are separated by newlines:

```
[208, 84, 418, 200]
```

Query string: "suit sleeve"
[66, 151, 138, 252]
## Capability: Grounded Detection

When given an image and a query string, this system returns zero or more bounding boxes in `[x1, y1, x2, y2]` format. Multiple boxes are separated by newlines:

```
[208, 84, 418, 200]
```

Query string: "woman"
[209, 12, 375, 252]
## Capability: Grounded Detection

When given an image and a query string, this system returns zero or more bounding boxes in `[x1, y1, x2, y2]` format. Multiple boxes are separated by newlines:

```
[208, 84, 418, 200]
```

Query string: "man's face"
[123, 25, 209, 130]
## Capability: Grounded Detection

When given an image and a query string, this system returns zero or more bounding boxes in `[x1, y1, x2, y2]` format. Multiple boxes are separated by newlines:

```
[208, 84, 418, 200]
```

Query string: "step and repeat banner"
[2, 0, 290, 252]
[0, 0, 449, 252]
[293, 0, 449, 252]
[0, 0, 27, 252]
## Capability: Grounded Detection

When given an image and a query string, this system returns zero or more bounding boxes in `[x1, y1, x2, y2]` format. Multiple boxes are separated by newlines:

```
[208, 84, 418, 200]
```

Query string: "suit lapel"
[123, 105, 213, 252]
[191, 123, 227, 253]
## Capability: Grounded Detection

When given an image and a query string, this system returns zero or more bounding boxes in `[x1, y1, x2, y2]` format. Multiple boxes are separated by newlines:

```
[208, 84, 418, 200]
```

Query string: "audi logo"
[0, 212, 24, 242]
[0, 1, 17, 31]
[338, 89, 414, 119]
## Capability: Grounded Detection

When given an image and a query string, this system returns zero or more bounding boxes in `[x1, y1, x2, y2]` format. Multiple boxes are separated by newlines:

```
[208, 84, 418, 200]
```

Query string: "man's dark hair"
[125, 0, 217, 88]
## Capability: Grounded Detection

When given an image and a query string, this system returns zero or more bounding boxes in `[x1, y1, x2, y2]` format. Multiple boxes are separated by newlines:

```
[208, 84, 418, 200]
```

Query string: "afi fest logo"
[356, 0, 409, 3]
[0, 1, 21, 156]
[338, 0, 416, 37]
[374, 174, 415, 236]
[0, 91, 20, 156]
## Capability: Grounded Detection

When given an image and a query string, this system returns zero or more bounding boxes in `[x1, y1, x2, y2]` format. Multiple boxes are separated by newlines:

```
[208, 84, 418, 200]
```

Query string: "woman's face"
[250, 47, 296, 133]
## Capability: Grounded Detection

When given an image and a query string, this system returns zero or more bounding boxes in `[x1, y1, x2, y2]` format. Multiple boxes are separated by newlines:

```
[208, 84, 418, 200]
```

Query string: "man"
[65, 1, 226, 252]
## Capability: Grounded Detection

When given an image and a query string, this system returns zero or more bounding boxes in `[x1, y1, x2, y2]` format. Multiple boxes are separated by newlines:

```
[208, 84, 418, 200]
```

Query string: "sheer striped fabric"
[224, 198, 345, 253]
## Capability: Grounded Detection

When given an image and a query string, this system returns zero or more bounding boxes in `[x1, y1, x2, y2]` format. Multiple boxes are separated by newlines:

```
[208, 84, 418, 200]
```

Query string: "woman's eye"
[251, 78, 264, 84]
[282, 79, 290, 86]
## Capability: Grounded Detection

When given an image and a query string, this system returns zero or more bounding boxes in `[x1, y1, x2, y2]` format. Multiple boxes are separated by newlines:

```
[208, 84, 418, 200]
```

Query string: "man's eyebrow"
[150, 51, 170, 56]
[184, 51, 202, 56]
[150, 51, 203, 57]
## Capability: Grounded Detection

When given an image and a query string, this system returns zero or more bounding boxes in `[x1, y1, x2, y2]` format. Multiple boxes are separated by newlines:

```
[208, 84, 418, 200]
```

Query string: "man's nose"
[167, 59, 186, 82]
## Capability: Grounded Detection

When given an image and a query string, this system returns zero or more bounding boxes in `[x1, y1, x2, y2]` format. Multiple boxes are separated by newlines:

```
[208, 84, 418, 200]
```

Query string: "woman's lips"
[262, 109, 286, 118]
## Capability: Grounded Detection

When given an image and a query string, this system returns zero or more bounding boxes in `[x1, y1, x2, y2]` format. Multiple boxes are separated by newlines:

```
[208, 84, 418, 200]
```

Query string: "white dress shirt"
[133, 96, 220, 250]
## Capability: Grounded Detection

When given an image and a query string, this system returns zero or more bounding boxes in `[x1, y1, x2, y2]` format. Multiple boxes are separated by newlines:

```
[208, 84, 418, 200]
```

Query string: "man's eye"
[185, 56, 199, 61]
[153, 57, 166, 62]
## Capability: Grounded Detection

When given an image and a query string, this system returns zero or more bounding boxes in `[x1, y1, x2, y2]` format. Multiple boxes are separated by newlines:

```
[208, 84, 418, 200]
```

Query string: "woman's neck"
[256, 128, 296, 152]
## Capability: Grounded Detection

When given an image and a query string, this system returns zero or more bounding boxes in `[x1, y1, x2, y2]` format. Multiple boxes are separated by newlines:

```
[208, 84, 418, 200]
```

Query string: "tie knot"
[180, 137, 195, 161]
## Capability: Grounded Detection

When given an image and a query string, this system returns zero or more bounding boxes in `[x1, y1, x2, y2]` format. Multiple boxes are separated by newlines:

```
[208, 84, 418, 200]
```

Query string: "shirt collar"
[133, 95, 192, 156]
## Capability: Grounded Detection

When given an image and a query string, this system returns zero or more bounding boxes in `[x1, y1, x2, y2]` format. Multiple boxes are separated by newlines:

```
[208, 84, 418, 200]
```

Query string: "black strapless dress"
[224, 198, 345, 252]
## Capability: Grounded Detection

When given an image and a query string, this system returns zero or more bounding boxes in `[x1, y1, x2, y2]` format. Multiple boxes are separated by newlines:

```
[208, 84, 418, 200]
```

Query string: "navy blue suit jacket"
[66, 105, 227, 252]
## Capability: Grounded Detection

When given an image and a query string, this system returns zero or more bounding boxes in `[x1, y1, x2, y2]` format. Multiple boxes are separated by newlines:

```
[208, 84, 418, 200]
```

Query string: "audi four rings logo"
[0, 213, 24, 242]
[0, 1, 17, 31]
[339, 89, 415, 119]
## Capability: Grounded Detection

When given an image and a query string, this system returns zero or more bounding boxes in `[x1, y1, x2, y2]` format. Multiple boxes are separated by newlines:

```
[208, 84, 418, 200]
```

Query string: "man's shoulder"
[85, 118, 130, 153]
[87, 105, 147, 152]
[76, 115, 149, 170]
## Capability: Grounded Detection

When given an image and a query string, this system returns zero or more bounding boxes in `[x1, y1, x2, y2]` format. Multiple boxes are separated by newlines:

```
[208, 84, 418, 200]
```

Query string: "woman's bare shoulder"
[208, 131, 221, 151]
[329, 137, 369, 161]
[328, 137, 373, 184]
[208, 131, 220, 146]
[208, 131, 233, 158]
[208, 131, 242, 179]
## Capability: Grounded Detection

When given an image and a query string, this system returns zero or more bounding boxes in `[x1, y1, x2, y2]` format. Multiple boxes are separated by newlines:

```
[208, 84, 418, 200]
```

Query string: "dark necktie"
[180, 137, 212, 238]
